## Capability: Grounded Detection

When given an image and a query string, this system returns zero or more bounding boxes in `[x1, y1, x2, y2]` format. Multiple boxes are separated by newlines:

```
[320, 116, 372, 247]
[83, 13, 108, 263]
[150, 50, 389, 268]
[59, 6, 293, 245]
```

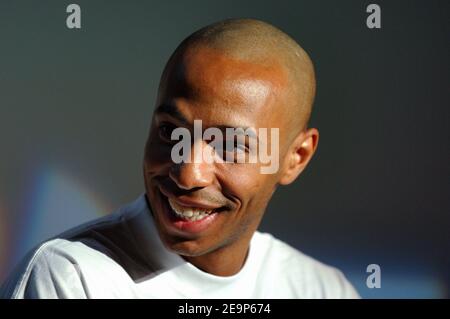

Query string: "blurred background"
[0, 0, 448, 298]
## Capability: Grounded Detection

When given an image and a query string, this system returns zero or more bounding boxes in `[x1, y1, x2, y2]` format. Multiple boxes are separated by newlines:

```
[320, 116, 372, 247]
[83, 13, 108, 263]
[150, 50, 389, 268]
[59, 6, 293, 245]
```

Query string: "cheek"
[144, 133, 173, 170]
[220, 168, 275, 242]
[221, 165, 276, 208]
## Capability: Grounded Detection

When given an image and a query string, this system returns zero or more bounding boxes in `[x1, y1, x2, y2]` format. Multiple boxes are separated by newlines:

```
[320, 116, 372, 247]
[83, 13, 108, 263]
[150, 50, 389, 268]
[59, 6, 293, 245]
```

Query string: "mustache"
[156, 178, 233, 209]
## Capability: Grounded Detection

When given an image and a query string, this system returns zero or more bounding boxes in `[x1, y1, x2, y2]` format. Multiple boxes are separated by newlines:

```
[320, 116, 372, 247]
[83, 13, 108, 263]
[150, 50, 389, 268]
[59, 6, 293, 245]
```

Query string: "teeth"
[168, 198, 213, 221]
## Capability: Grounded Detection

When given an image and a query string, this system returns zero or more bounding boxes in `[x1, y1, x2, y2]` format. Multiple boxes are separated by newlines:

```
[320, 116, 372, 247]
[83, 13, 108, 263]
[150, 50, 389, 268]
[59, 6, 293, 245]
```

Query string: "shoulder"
[0, 239, 90, 299]
[252, 232, 360, 299]
[0, 200, 138, 299]
[0, 196, 146, 299]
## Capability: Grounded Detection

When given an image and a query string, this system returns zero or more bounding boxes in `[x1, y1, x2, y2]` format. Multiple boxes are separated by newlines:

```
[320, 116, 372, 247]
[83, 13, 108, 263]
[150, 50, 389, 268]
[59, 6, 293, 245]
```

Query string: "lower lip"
[159, 193, 221, 234]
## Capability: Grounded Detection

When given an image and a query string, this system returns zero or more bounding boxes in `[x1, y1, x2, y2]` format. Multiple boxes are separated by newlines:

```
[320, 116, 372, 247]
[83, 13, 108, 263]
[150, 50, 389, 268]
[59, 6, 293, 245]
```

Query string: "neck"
[182, 234, 252, 277]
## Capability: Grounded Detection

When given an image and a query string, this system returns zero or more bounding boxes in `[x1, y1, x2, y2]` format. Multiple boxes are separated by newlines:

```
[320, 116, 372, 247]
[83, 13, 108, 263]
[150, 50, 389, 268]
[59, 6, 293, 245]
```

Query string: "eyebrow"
[155, 103, 258, 140]
[213, 125, 258, 141]
[155, 103, 189, 125]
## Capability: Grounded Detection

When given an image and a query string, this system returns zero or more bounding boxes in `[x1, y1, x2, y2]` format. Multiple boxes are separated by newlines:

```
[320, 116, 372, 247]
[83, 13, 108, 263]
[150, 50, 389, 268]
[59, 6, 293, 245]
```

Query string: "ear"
[278, 128, 319, 185]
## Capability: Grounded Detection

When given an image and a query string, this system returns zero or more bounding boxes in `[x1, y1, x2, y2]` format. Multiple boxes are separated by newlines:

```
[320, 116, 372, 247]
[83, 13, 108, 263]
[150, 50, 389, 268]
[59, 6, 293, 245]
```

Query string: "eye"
[233, 141, 248, 154]
[158, 122, 177, 142]
[229, 136, 250, 153]
[218, 139, 249, 163]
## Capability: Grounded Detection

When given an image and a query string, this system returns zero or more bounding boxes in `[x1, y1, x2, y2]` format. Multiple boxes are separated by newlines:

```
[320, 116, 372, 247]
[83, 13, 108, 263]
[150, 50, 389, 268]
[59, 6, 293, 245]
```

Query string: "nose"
[169, 141, 215, 190]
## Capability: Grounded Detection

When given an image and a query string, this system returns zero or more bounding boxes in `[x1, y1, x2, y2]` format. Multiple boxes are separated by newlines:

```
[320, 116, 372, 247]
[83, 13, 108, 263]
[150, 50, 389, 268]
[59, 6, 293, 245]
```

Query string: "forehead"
[158, 46, 289, 128]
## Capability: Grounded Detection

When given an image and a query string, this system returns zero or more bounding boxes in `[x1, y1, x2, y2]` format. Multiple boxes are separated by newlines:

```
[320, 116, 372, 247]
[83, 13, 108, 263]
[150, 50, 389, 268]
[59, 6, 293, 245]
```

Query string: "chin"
[162, 230, 231, 258]
[164, 237, 211, 257]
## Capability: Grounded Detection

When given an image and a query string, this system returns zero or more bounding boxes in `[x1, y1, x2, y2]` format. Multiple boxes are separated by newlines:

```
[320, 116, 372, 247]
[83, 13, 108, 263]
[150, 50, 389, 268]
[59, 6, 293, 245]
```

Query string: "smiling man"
[1, 19, 359, 298]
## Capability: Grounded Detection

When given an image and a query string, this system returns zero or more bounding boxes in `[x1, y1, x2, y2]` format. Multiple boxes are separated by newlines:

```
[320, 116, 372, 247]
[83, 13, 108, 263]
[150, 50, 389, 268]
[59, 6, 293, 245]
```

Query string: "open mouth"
[157, 190, 226, 233]
[168, 198, 215, 222]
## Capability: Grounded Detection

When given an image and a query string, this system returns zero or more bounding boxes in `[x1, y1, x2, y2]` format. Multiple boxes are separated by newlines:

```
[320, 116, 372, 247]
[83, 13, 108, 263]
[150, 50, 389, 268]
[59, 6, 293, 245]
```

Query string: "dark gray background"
[0, 0, 448, 298]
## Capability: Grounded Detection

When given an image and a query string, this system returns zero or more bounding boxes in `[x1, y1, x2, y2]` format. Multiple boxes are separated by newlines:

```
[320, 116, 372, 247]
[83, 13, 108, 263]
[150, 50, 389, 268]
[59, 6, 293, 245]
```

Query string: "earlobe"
[278, 128, 319, 186]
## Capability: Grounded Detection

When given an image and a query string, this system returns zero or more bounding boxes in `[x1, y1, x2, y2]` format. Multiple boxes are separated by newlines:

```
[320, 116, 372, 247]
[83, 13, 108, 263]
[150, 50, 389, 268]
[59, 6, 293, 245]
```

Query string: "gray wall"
[0, 0, 448, 298]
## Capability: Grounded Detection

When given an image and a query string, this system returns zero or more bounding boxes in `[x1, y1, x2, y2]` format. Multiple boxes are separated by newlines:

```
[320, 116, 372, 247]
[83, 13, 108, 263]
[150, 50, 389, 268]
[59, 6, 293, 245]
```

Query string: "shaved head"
[145, 19, 319, 273]
[158, 18, 316, 140]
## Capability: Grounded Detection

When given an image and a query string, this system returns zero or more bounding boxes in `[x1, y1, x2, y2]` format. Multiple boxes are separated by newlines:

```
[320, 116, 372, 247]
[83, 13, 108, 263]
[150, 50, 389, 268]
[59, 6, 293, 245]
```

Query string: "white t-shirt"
[1, 194, 359, 299]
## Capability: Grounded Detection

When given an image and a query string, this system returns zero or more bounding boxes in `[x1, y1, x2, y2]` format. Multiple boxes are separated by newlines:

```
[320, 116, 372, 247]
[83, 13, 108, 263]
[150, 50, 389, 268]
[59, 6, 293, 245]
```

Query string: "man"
[1, 19, 359, 298]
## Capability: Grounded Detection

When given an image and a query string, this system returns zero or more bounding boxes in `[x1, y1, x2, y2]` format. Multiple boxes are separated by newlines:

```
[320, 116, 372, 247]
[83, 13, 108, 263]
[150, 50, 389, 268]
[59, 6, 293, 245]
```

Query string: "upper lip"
[158, 187, 223, 210]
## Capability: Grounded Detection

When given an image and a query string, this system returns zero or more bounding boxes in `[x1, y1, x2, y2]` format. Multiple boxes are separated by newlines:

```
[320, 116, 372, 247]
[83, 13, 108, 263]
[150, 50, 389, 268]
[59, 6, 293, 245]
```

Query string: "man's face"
[143, 46, 290, 257]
